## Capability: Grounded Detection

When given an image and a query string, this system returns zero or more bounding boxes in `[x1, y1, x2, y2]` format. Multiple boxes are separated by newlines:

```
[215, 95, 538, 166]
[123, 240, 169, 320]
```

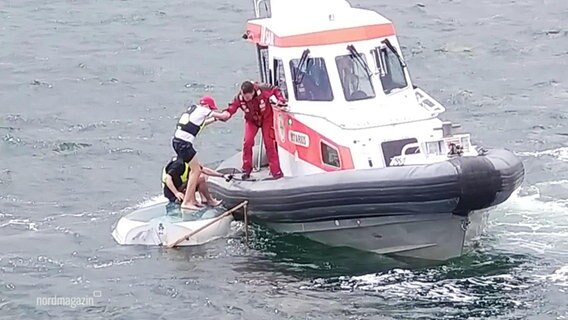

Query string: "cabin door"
[269, 55, 295, 176]
[253, 45, 271, 171]
[256, 45, 271, 84]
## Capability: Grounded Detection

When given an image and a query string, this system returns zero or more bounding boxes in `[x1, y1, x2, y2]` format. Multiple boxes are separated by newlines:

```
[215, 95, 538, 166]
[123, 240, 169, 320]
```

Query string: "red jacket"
[225, 82, 286, 126]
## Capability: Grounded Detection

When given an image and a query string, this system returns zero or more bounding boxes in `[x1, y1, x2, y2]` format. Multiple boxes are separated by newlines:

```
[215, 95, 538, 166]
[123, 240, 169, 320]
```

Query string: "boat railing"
[414, 87, 445, 117]
[424, 134, 472, 155]
[401, 142, 421, 156]
[389, 142, 422, 166]
[388, 134, 475, 166]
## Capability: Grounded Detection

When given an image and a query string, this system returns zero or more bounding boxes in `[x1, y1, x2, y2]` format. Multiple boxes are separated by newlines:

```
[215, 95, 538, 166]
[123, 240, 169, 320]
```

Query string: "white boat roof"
[246, 0, 394, 47]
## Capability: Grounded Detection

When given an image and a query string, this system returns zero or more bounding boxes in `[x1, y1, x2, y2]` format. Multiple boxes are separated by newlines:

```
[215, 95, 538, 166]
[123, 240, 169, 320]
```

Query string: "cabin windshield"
[289, 57, 334, 101]
[336, 53, 376, 101]
[375, 45, 408, 94]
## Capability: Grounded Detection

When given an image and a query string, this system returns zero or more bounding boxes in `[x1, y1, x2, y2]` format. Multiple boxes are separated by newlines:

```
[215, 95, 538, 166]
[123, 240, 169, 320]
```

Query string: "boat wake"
[282, 179, 568, 317]
[516, 146, 568, 162]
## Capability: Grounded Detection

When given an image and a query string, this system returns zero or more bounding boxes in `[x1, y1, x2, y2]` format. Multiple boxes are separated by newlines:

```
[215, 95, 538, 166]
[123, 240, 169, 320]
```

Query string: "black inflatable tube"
[209, 148, 524, 223]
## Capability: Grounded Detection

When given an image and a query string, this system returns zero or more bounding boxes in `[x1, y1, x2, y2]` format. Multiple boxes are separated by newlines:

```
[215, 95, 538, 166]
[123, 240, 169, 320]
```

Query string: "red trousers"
[242, 119, 282, 177]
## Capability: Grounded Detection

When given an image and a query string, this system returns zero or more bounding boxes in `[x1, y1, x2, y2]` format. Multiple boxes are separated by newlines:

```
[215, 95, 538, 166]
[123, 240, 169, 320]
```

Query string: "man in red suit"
[217, 80, 287, 179]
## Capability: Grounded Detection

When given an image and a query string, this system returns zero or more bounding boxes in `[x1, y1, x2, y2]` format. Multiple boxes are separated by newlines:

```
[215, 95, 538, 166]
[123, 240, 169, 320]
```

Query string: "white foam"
[135, 195, 168, 209]
[0, 219, 39, 231]
[496, 186, 568, 217]
[516, 147, 568, 162]
[534, 265, 568, 287]
[109, 194, 168, 217]
[335, 269, 530, 305]
[487, 183, 568, 256]
[540, 179, 568, 186]
[92, 259, 134, 269]
[296, 179, 568, 309]
[549, 265, 568, 287]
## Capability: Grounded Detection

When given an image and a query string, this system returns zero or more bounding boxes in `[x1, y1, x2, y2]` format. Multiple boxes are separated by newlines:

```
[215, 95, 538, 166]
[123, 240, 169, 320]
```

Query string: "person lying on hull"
[161, 156, 233, 208]
[171, 95, 227, 210]
[216, 81, 288, 180]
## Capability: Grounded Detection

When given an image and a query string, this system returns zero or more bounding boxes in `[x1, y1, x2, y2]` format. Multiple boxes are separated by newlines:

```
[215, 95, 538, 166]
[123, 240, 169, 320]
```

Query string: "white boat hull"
[112, 199, 234, 247]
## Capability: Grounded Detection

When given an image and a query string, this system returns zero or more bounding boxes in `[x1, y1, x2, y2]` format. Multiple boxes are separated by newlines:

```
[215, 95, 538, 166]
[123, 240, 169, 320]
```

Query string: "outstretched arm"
[202, 117, 217, 127]
[259, 82, 287, 106]
[201, 109, 227, 128]
[209, 110, 232, 122]
[272, 87, 287, 105]
[202, 166, 234, 181]
[201, 167, 224, 177]
[214, 97, 241, 122]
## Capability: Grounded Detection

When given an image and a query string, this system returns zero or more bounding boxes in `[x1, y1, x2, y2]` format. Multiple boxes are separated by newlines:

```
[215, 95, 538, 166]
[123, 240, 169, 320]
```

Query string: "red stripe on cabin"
[273, 109, 354, 171]
[245, 22, 395, 47]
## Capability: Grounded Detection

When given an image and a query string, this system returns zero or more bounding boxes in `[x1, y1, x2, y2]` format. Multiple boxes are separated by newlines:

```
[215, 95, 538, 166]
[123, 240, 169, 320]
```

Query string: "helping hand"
[223, 174, 234, 182]
[269, 95, 287, 107]
[175, 192, 185, 202]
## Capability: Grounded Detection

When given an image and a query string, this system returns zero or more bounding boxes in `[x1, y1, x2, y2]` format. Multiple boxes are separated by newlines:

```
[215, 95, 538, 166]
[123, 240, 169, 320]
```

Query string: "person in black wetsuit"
[161, 156, 232, 207]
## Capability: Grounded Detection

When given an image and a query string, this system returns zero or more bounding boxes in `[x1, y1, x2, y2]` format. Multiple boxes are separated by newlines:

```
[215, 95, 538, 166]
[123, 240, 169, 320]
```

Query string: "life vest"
[238, 85, 265, 126]
[161, 157, 190, 190]
[173, 104, 211, 143]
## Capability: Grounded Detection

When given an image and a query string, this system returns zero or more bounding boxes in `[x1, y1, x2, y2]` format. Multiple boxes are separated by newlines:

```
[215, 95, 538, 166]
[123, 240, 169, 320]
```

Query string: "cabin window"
[273, 59, 288, 100]
[375, 47, 408, 94]
[321, 141, 340, 168]
[336, 54, 376, 101]
[289, 57, 333, 101]
[257, 46, 271, 84]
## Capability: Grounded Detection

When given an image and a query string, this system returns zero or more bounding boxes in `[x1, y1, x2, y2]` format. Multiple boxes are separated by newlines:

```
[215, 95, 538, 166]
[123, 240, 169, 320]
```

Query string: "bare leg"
[197, 175, 223, 207]
[197, 175, 209, 204]
[181, 157, 203, 210]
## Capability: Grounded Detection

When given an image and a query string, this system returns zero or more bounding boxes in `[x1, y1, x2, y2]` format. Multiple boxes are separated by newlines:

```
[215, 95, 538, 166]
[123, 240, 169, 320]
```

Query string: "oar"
[163, 200, 248, 248]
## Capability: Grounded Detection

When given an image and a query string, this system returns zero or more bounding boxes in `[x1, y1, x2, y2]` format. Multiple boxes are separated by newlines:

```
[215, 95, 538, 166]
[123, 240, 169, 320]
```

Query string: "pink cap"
[199, 96, 218, 110]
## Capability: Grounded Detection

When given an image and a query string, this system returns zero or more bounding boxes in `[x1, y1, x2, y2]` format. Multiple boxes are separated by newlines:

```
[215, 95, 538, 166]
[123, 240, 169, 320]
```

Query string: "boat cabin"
[243, 0, 474, 176]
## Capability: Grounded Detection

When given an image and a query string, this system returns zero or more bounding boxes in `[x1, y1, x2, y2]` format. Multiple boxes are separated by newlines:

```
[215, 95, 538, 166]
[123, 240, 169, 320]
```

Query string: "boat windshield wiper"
[347, 44, 372, 78]
[293, 49, 310, 84]
[381, 39, 406, 68]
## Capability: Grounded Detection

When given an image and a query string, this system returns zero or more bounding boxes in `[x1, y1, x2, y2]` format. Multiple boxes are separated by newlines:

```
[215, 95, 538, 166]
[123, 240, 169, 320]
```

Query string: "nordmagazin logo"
[36, 290, 100, 308]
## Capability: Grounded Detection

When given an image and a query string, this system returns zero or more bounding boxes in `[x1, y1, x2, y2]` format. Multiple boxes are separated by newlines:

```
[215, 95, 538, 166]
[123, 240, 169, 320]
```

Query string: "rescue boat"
[207, 0, 525, 261]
